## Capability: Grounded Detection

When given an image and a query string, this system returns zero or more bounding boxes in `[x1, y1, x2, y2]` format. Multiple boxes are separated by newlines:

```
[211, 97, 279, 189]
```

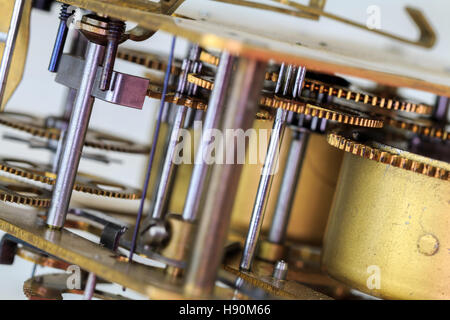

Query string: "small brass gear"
[303, 80, 432, 115]
[385, 115, 449, 141]
[0, 157, 142, 199]
[0, 176, 51, 207]
[199, 50, 220, 66]
[327, 131, 449, 181]
[147, 85, 274, 121]
[260, 94, 384, 128]
[117, 47, 181, 74]
[0, 112, 149, 154]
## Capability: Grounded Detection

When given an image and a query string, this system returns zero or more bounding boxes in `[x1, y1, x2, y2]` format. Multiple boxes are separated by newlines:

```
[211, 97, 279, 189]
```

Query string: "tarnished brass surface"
[59, 0, 450, 96]
[232, 127, 344, 245]
[224, 252, 332, 300]
[0, 0, 31, 111]
[0, 202, 185, 299]
[322, 151, 450, 299]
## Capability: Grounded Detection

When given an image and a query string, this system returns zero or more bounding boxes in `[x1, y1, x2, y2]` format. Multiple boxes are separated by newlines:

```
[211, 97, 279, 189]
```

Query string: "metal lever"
[213, 0, 436, 48]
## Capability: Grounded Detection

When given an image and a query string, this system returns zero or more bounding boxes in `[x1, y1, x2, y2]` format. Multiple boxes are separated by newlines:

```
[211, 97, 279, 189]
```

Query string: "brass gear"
[327, 131, 449, 181]
[199, 50, 220, 66]
[0, 176, 51, 207]
[187, 73, 432, 115]
[117, 47, 181, 75]
[260, 94, 384, 128]
[303, 80, 432, 115]
[0, 157, 142, 199]
[147, 85, 274, 121]
[385, 115, 449, 141]
[0, 112, 149, 154]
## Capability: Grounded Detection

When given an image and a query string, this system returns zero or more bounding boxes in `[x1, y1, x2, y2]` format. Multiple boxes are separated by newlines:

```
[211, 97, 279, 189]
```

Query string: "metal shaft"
[434, 96, 450, 123]
[46, 42, 104, 229]
[48, 4, 74, 72]
[268, 130, 309, 244]
[83, 272, 96, 300]
[0, 0, 26, 108]
[151, 105, 188, 220]
[149, 50, 198, 221]
[185, 57, 267, 297]
[182, 51, 235, 222]
[240, 107, 288, 271]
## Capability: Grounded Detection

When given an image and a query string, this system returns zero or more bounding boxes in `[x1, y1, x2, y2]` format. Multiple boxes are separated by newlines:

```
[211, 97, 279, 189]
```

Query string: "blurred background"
[0, 0, 448, 299]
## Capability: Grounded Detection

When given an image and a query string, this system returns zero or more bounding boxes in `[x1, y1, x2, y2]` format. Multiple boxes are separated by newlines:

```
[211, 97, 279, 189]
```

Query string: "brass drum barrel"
[322, 145, 450, 299]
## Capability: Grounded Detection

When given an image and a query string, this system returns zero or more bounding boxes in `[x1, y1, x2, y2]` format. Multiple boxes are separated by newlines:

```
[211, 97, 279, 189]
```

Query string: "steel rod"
[268, 130, 309, 244]
[239, 107, 288, 271]
[182, 51, 236, 222]
[46, 42, 104, 229]
[185, 57, 267, 297]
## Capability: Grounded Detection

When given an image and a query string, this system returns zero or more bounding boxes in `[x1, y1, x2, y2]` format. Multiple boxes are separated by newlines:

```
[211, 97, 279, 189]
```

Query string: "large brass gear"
[0, 112, 150, 154]
[0, 176, 51, 207]
[260, 94, 384, 128]
[0, 157, 142, 199]
[187, 72, 432, 115]
[327, 131, 449, 181]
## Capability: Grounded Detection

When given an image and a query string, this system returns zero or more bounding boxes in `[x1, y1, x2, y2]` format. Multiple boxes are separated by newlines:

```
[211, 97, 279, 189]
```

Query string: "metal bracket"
[55, 54, 149, 109]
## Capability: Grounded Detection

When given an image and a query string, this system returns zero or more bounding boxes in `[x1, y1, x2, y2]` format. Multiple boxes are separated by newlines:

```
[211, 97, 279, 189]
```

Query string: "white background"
[0, 0, 448, 299]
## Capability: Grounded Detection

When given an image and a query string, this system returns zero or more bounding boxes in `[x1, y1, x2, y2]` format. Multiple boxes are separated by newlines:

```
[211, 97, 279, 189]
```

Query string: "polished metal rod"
[149, 48, 199, 221]
[182, 51, 235, 222]
[0, 0, 26, 108]
[185, 57, 267, 297]
[128, 36, 177, 262]
[83, 272, 96, 300]
[46, 42, 104, 229]
[151, 105, 187, 220]
[268, 130, 309, 244]
[240, 107, 288, 271]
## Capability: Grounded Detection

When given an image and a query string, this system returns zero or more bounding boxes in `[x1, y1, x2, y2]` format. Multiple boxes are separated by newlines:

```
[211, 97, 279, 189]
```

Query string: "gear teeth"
[327, 132, 450, 181]
[260, 94, 384, 128]
[0, 158, 142, 200]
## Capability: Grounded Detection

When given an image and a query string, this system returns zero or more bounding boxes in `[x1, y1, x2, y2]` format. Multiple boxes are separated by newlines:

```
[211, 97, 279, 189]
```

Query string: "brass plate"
[0, 0, 31, 111]
[60, 0, 450, 96]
